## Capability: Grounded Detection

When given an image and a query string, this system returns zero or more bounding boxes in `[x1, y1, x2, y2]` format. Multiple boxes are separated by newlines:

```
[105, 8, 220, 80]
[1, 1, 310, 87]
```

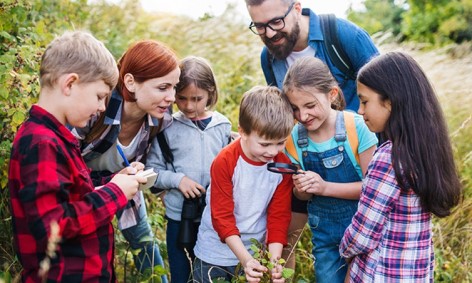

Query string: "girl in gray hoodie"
[146, 56, 231, 283]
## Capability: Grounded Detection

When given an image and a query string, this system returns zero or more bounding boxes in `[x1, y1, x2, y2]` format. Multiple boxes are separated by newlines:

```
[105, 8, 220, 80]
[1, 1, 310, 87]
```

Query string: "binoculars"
[178, 195, 206, 250]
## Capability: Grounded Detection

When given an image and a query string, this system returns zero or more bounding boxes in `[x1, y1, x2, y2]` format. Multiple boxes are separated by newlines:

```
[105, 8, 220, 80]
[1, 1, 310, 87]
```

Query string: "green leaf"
[0, 88, 8, 100]
[152, 265, 167, 276]
[0, 31, 14, 41]
[130, 247, 142, 256]
[282, 268, 295, 279]
[12, 111, 25, 126]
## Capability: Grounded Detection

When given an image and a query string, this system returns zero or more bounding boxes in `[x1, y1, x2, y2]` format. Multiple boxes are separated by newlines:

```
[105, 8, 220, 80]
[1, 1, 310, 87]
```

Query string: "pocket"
[322, 153, 344, 169]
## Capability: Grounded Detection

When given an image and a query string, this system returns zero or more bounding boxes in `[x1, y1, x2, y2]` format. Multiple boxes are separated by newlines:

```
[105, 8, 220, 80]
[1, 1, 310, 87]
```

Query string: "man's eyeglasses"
[249, 2, 295, 35]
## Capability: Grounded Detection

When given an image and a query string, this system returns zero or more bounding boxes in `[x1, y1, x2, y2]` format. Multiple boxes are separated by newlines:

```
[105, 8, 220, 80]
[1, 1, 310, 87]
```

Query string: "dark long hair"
[357, 52, 462, 217]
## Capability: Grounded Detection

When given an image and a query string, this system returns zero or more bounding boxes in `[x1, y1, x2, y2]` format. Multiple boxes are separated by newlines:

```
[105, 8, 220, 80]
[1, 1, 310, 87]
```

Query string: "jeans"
[308, 199, 357, 283]
[192, 257, 239, 283]
[119, 192, 168, 283]
[166, 217, 194, 283]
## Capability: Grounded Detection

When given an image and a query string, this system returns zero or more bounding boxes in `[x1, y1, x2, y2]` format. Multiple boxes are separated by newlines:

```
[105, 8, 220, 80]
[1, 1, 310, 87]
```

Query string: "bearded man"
[246, 0, 378, 111]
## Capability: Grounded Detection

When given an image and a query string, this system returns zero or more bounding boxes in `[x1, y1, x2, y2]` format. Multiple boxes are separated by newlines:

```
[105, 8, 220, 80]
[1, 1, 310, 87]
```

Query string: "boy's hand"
[110, 174, 146, 200]
[178, 176, 206, 199]
[271, 263, 285, 283]
[243, 258, 267, 282]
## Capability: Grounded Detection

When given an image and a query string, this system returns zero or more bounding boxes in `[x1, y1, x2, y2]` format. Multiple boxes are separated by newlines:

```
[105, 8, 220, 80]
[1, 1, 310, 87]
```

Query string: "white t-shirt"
[285, 45, 316, 68]
[86, 125, 143, 173]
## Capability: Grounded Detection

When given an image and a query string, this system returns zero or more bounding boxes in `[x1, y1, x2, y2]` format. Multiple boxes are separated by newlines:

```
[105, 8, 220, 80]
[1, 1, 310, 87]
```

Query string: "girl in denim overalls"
[282, 57, 378, 283]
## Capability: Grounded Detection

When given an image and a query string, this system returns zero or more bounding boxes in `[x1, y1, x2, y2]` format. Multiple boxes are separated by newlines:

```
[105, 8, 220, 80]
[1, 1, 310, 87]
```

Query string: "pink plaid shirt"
[340, 141, 434, 282]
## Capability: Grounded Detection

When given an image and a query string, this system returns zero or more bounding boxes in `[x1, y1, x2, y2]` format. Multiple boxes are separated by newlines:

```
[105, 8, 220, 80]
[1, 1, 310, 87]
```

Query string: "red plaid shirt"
[8, 105, 128, 282]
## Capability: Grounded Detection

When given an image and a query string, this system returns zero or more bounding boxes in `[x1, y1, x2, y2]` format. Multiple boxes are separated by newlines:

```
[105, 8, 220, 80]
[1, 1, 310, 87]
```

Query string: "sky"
[140, 0, 363, 21]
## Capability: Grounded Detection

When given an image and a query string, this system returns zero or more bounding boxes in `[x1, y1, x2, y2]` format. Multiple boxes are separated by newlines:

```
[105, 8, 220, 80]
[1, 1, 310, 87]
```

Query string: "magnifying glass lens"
[267, 162, 299, 174]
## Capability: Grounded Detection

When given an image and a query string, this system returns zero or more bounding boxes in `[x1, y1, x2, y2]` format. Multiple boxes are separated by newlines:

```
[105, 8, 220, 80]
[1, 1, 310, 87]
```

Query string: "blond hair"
[39, 31, 118, 90]
[239, 86, 293, 139]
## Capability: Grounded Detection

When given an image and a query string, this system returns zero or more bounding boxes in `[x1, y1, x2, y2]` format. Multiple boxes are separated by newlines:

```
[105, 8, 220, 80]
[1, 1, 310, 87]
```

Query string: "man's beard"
[261, 21, 300, 60]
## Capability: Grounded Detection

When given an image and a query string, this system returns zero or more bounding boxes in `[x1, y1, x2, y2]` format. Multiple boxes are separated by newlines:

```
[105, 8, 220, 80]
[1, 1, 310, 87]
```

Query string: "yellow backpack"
[285, 111, 360, 164]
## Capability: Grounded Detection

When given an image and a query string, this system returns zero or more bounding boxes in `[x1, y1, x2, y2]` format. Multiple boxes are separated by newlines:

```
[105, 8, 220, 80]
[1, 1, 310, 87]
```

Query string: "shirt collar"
[30, 104, 78, 146]
[103, 89, 123, 125]
[303, 8, 324, 42]
[104, 89, 161, 127]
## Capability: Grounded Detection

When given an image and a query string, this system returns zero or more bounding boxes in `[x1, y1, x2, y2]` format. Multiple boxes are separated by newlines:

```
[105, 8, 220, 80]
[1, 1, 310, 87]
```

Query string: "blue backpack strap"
[261, 47, 277, 86]
[334, 111, 347, 142]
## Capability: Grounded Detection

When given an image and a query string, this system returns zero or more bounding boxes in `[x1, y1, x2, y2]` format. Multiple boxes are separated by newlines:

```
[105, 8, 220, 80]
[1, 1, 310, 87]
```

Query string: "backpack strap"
[285, 134, 299, 163]
[156, 131, 175, 172]
[343, 111, 360, 164]
[150, 131, 175, 195]
[319, 14, 356, 81]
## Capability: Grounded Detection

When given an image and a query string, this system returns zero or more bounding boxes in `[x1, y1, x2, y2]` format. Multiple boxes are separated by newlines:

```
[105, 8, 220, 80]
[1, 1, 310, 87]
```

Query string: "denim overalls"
[298, 111, 360, 283]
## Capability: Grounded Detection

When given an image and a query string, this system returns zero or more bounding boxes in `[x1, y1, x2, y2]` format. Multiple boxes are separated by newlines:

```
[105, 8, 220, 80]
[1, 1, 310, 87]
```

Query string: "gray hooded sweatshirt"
[146, 110, 231, 221]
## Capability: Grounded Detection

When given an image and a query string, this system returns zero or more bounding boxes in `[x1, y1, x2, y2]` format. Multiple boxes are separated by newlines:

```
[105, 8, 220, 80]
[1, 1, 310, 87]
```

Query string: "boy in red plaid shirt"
[8, 31, 146, 282]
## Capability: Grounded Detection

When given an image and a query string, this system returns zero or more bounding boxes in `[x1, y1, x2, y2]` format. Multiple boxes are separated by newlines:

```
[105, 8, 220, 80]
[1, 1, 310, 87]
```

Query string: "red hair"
[117, 40, 178, 101]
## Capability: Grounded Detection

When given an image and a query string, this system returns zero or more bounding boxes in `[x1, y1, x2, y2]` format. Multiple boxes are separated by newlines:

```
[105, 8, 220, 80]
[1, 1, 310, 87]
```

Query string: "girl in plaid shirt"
[340, 52, 462, 282]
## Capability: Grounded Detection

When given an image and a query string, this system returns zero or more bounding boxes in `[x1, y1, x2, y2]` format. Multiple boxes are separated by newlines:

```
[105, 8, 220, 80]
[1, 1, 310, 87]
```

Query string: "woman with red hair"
[71, 40, 180, 282]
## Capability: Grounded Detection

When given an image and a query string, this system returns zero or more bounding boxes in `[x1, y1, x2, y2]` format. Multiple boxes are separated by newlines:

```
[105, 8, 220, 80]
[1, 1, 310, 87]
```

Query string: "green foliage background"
[347, 0, 472, 45]
[1, 0, 471, 282]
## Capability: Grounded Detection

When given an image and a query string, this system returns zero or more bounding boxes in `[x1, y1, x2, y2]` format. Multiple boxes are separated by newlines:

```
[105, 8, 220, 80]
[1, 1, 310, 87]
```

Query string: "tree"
[347, 0, 406, 38]
[402, 0, 472, 44]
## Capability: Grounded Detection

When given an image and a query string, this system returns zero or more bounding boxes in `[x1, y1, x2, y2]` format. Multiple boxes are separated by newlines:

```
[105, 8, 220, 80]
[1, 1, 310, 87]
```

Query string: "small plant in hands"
[218, 239, 295, 283]
[250, 239, 294, 282]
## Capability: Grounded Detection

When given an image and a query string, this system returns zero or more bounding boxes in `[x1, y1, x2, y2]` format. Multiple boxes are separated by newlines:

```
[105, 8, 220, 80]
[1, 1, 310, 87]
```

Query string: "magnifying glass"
[267, 162, 301, 174]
